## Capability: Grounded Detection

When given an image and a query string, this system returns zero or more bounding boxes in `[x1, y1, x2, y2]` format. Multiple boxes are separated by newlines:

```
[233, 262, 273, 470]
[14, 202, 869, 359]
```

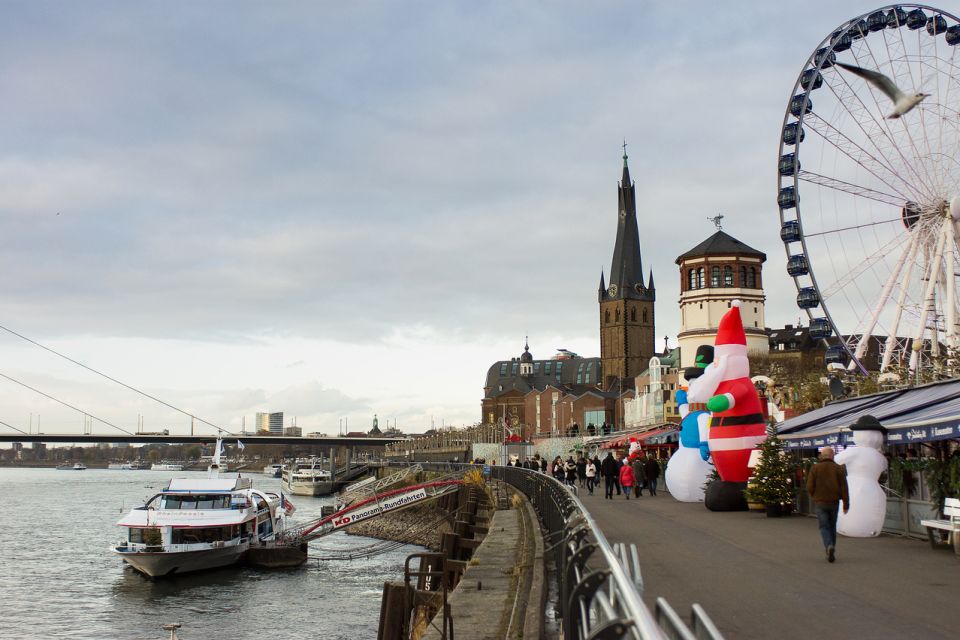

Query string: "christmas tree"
[743, 434, 795, 507]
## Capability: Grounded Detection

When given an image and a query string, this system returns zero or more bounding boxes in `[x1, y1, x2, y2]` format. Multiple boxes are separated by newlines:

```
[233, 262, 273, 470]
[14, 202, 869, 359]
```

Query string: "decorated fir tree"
[744, 434, 795, 508]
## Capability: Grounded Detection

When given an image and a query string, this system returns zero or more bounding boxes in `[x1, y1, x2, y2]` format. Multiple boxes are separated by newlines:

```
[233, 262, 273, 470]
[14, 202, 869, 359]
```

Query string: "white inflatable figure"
[835, 414, 888, 537]
[665, 388, 714, 502]
[627, 437, 642, 461]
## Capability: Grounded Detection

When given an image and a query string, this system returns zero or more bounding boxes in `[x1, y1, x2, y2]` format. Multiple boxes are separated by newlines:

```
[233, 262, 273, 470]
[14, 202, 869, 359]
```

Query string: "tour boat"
[281, 459, 332, 496]
[113, 440, 290, 577]
[107, 462, 142, 470]
[150, 463, 184, 471]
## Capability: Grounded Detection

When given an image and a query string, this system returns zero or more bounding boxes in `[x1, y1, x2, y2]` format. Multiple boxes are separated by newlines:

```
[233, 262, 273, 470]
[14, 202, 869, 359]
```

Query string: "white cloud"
[0, 1, 930, 437]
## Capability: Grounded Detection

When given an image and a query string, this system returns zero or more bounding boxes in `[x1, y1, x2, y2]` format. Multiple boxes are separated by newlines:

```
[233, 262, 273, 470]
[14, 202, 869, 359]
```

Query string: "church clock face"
[608, 284, 618, 297]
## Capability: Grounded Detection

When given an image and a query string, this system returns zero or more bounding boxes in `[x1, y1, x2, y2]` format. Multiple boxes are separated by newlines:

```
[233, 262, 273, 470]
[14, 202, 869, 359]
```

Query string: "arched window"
[710, 266, 720, 287]
[631, 308, 637, 322]
[723, 266, 733, 287]
[605, 310, 610, 324]
[697, 268, 705, 289]
[739, 265, 747, 287]
[615, 308, 620, 322]
[642, 309, 648, 323]
[688, 269, 697, 290]
[748, 267, 757, 288]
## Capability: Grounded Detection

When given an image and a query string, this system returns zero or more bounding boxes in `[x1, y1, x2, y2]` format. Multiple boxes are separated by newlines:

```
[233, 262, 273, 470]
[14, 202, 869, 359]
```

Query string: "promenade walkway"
[580, 486, 960, 639]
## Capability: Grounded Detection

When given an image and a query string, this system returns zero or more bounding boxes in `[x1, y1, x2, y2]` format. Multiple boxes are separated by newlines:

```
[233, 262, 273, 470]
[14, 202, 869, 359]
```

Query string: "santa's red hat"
[716, 300, 746, 347]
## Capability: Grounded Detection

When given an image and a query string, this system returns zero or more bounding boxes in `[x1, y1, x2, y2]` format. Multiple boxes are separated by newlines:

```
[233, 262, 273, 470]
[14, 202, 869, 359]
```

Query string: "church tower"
[599, 150, 656, 387]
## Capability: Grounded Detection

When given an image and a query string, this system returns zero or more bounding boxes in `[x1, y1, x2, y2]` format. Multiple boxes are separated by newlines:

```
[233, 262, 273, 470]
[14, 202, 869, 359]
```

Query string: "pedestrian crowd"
[502, 450, 664, 499]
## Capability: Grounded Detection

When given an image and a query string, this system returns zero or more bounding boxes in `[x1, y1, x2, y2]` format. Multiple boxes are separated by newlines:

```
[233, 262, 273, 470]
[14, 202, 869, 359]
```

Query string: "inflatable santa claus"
[687, 300, 767, 509]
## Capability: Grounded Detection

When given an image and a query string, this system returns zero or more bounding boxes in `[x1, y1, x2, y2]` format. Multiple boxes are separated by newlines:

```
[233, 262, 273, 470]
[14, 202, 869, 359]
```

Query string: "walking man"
[806, 446, 850, 562]
[644, 453, 661, 496]
[631, 455, 646, 498]
[601, 452, 618, 499]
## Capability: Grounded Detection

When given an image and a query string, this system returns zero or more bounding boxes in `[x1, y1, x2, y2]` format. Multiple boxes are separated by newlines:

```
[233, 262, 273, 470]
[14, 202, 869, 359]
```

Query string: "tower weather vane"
[708, 214, 724, 230]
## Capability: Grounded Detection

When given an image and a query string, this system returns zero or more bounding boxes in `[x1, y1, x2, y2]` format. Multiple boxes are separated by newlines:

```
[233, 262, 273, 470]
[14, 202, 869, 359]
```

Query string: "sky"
[0, 1, 904, 437]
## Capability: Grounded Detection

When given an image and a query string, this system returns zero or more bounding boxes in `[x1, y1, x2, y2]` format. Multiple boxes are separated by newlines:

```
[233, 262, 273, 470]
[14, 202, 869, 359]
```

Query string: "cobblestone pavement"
[580, 486, 960, 640]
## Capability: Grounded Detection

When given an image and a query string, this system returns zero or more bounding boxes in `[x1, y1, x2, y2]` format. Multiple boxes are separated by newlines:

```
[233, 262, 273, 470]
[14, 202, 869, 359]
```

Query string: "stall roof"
[594, 425, 678, 449]
[776, 378, 960, 448]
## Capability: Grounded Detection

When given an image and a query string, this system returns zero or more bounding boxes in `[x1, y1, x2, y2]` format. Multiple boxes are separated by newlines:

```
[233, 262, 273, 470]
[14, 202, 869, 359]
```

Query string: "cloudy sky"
[0, 1, 894, 437]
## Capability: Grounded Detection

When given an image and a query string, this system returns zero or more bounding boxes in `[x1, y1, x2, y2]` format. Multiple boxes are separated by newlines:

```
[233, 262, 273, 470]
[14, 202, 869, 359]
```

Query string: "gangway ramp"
[337, 464, 422, 508]
[281, 476, 462, 546]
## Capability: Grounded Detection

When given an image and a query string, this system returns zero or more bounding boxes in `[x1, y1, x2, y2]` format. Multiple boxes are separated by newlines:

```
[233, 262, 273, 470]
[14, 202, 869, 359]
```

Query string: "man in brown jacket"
[806, 447, 849, 562]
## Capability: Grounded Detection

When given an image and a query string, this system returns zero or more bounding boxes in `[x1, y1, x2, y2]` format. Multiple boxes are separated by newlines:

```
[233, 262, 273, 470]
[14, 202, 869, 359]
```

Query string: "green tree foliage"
[744, 434, 795, 506]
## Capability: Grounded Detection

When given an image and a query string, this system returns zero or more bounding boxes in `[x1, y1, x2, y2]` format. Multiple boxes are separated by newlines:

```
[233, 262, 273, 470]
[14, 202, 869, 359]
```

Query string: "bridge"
[0, 433, 406, 446]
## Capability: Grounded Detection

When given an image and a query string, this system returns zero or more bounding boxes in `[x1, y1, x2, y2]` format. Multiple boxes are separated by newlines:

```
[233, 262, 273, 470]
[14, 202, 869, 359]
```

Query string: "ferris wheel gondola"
[777, 4, 960, 375]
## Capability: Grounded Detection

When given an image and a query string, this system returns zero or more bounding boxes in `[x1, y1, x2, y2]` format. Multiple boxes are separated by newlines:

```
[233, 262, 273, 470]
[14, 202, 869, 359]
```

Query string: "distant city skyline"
[0, 2, 876, 437]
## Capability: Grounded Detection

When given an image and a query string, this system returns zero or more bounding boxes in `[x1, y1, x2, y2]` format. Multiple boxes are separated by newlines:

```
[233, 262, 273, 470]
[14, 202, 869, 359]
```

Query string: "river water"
[0, 468, 425, 639]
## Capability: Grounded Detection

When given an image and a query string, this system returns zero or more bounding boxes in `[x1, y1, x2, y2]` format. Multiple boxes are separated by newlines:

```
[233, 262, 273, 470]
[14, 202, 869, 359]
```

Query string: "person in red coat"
[619, 459, 636, 500]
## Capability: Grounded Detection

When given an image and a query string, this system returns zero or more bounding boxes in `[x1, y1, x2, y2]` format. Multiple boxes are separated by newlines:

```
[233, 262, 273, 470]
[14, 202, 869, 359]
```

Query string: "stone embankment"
[345, 502, 453, 550]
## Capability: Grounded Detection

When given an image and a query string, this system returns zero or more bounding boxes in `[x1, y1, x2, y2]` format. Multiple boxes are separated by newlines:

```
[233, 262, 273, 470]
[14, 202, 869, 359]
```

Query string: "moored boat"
[150, 463, 184, 471]
[73, 462, 87, 470]
[107, 462, 143, 470]
[262, 463, 284, 478]
[113, 439, 290, 577]
[281, 459, 332, 496]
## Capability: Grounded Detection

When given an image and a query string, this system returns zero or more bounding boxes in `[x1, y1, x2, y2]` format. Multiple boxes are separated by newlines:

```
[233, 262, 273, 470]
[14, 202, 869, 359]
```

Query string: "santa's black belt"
[710, 414, 764, 427]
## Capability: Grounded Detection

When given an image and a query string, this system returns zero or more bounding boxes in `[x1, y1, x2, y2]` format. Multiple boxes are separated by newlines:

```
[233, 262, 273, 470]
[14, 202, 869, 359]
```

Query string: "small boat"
[262, 463, 284, 478]
[113, 439, 290, 577]
[150, 463, 184, 471]
[72, 462, 87, 470]
[281, 458, 332, 496]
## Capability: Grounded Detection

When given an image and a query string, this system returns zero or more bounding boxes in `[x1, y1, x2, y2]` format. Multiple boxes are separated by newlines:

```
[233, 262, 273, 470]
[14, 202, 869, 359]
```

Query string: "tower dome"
[520, 337, 533, 362]
[519, 338, 534, 376]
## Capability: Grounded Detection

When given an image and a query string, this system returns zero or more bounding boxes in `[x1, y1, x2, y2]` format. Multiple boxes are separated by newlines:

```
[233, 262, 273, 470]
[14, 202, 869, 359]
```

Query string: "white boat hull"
[282, 477, 334, 496]
[114, 543, 249, 577]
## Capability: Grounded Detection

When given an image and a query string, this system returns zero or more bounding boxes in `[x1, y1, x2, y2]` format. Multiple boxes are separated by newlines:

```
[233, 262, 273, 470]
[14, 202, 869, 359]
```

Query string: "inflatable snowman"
[665, 345, 714, 502]
[835, 414, 888, 537]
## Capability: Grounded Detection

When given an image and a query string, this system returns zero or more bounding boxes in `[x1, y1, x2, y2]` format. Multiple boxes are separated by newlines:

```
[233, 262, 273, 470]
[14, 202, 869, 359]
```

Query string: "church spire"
[607, 146, 653, 301]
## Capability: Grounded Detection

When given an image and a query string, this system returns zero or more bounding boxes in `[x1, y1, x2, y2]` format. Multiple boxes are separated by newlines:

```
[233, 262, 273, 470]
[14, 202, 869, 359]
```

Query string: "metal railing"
[386, 462, 722, 640]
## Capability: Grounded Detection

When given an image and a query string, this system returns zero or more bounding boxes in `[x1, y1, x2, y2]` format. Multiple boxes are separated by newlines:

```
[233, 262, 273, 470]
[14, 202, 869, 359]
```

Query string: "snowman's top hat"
[684, 345, 715, 380]
[849, 414, 887, 433]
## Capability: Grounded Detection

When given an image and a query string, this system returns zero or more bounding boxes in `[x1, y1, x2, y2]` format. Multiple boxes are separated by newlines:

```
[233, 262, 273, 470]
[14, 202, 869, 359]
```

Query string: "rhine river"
[0, 467, 424, 639]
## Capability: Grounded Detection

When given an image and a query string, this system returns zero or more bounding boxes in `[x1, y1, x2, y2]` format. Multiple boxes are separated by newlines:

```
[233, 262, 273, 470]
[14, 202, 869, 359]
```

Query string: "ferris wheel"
[778, 4, 960, 375]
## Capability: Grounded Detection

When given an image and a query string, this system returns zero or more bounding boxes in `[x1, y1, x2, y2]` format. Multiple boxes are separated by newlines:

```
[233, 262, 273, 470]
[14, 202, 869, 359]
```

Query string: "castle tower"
[599, 150, 656, 387]
[676, 227, 768, 368]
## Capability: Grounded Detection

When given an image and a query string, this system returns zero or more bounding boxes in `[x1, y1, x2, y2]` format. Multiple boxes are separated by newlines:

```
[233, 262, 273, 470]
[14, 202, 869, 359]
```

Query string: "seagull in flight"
[836, 62, 928, 119]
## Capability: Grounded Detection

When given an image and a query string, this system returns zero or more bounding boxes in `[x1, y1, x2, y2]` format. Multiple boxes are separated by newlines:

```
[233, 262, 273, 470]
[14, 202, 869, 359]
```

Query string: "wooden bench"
[920, 497, 960, 556]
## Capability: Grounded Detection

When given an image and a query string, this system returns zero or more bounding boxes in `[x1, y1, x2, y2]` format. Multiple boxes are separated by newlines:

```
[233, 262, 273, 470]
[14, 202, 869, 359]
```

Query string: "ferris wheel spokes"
[850, 231, 919, 365]
[880, 228, 923, 372]
[819, 63, 937, 199]
[910, 220, 949, 371]
[802, 112, 918, 203]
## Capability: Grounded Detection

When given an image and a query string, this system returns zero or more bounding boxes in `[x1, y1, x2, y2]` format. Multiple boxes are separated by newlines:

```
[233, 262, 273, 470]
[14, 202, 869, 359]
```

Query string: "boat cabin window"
[129, 527, 162, 545]
[171, 525, 239, 544]
[161, 494, 231, 510]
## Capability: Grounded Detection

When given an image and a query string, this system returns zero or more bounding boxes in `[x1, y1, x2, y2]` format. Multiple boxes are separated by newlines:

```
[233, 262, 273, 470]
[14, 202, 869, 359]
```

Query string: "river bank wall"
[345, 501, 454, 550]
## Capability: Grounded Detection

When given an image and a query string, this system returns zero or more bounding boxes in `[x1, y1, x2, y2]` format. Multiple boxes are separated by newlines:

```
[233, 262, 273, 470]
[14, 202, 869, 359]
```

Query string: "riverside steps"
[580, 488, 960, 640]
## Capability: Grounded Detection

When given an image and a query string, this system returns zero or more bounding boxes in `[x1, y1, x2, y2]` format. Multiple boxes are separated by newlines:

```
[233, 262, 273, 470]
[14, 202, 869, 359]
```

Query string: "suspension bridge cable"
[0, 418, 29, 435]
[0, 371, 135, 435]
[0, 323, 233, 436]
